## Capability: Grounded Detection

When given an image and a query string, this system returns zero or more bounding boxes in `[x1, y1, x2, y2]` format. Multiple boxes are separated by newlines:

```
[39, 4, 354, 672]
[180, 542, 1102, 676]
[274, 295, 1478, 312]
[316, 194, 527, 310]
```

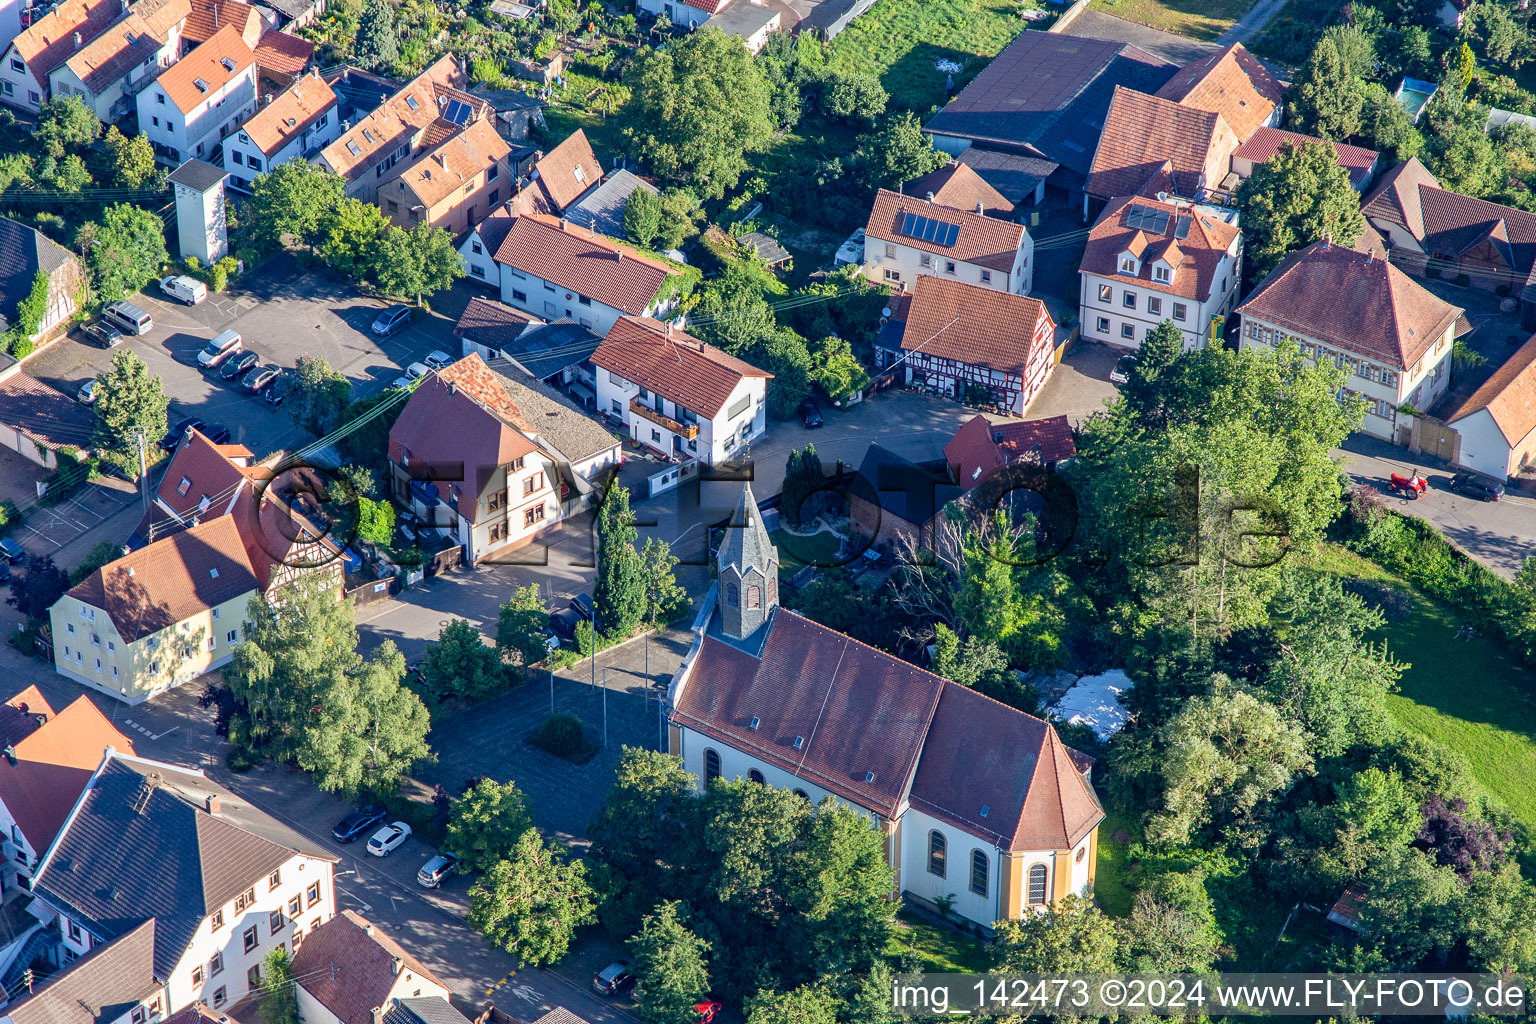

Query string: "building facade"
[48, 0, 190, 121]
[138, 23, 257, 165]
[863, 189, 1032, 296]
[377, 117, 510, 235]
[223, 70, 339, 191]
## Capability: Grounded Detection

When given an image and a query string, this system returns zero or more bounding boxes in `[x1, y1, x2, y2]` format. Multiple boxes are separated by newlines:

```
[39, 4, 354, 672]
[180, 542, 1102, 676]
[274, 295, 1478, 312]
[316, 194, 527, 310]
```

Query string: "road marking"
[484, 970, 517, 997]
[121, 718, 173, 740]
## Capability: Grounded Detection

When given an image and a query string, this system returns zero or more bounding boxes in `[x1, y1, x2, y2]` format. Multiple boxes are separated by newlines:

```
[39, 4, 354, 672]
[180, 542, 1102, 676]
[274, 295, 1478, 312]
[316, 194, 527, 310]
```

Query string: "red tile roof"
[393, 117, 510, 210]
[944, 413, 1076, 490]
[0, 686, 53, 748]
[156, 24, 255, 113]
[252, 28, 314, 75]
[183, 0, 263, 48]
[1081, 193, 1241, 303]
[319, 56, 476, 180]
[1086, 86, 1230, 201]
[1233, 126, 1379, 188]
[239, 69, 335, 156]
[292, 912, 444, 1024]
[531, 129, 603, 212]
[0, 695, 135, 853]
[8, 0, 121, 83]
[1447, 335, 1536, 444]
[0, 372, 96, 453]
[493, 216, 678, 316]
[1153, 43, 1282, 142]
[65, 0, 190, 94]
[594, 316, 771, 418]
[902, 162, 1015, 217]
[864, 189, 1026, 272]
[899, 275, 1053, 376]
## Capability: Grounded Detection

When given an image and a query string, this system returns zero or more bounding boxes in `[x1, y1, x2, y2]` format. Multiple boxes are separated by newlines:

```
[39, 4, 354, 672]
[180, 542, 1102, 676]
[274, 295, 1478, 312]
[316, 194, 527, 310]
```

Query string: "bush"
[532, 713, 590, 760]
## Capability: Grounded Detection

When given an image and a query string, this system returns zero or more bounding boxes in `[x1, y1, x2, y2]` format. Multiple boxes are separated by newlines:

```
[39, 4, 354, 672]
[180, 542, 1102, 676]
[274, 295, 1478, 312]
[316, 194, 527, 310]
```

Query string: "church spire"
[716, 483, 778, 640]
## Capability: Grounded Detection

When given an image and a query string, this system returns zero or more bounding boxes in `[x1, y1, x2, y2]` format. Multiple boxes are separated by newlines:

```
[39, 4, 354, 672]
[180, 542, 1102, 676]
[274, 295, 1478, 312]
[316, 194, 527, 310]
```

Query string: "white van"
[159, 275, 208, 305]
[198, 330, 242, 367]
[102, 301, 153, 336]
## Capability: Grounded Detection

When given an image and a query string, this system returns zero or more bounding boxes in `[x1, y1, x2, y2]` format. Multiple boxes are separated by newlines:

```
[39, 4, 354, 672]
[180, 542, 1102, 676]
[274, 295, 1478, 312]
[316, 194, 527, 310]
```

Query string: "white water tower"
[168, 159, 230, 265]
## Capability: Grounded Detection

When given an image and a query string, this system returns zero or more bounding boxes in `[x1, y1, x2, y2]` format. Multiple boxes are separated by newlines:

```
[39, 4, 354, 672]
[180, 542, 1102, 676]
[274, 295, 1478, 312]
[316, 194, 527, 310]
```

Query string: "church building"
[667, 485, 1105, 931]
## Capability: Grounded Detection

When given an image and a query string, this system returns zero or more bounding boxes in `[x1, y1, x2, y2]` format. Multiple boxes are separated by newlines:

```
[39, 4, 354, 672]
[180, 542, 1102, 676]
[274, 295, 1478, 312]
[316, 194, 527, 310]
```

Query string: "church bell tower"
[716, 483, 778, 640]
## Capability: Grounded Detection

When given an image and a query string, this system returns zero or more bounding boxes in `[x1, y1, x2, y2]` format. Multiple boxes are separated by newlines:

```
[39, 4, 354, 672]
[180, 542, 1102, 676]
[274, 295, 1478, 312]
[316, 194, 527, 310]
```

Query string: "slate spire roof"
[716, 482, 774, 579]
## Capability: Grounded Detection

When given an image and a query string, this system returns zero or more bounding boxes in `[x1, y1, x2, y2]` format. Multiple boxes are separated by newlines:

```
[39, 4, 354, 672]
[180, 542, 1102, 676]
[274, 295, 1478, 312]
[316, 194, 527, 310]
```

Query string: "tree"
[259, 948, 299, 1024]
[318, 196, 389, 280]
[91, 350, 169, 472]
[812, 69, 887, 125]
[36, 95, 100, 157]
[809, 335, 868, 404]
[424, 619, 505, 700]
[294, 639, 432, 794]
[247, 162, 347, 251]
[587, 748, 699, 926]
[745, 985, 839, 1024]
[856, 112, 946, 190]
[993, 894, 1121, 973]
[6, 555, 70, 621]
[630, 901, 711, 1024]
[356, 496, 395, 545]
[753, 328, 816, 420]
[374, 223, 464, 305]
[1460, 868, 1536, 973]
[639, 538, 689, 627]
[783, 801, 898, 976]
[1121, 319, 1185, 424]
[1451, 40, 1477, 91]
[623, 188, 663, 249]
[1416, 794, 1513, 879]
[78, 204, 168, 302]
[354, 0, 399, 71]
[624, 28, 774, 198]
[1236, 140, 1364, 277]
[594, 485, 645, 638]
[1287, 37, 1364, 139]
[1118, 871, 1222, 973]
[929, 624, 1039, 714]
[447, 778, 534, 871]
[1360, 81, 1425, 163]
[779, 444, 825, 527]
[1424, 101, 1504, 197]
[1469, 2, 1529, 67]
[103, 127, 156, 188]
[468, 829, 598, 965]
[692, 268, 779, 356]
[288, 354, 353, 435]
[655, 188, 705, 251]
[496, 583, 550, 671]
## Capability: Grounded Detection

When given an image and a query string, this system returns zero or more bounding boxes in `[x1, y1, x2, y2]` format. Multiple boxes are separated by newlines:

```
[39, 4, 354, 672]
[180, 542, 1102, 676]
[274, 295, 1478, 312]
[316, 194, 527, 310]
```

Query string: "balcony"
[629, 398, 698, 440]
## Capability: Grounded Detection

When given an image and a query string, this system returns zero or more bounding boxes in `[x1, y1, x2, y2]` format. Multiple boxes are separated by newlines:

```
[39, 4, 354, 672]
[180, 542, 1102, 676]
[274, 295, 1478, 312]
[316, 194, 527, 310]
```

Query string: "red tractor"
[1389, 472, 1428, 499]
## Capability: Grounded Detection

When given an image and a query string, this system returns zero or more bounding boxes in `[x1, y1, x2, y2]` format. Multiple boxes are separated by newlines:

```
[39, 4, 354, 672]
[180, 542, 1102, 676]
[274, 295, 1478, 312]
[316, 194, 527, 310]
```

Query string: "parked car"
[197, 330, 242, 368]
[264, 374, 289, 406]
[372, 304, 413, 337]
[159, 275, 207, 305]
[1110, 353, 1138, 385]
[416, 852, 460, 888]
[1450, 472, 1505, 502]
[424, 349, 454, 370]
[592, 961, 635, 996]
[548, 607, 583, 641]
[203, 424, 232, 445]
[570, 593, 596, 622]
[82, 321, 124, 348]
[694, 1002, 723, 1024]
[367, 821, 413, 857]
[0, 538, 24, 564]
[77, 378, 98, 405]
[331, 805, 386, 842]
[158, 415, 205, 452]
[799, 398, 823, 428]
[391, 361, 429, 390]
[242, 365, 281, 395]
[102, 300, 153, 336]
[219, 350, 260, 382]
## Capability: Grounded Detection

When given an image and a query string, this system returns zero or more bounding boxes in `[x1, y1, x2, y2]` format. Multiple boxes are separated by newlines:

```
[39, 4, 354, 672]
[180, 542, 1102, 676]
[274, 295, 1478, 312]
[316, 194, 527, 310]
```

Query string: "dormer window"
[220, 57, 235, 72]
[1118, 255, 1137, 274]
[1153, 263, 1171, 283]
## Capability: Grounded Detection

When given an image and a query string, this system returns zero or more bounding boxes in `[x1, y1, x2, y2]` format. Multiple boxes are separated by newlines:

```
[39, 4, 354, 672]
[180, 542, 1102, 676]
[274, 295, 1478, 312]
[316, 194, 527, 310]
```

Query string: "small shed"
[739, 231, 790, 269]
[1047, 669, 1132, 740]
[1327, 884, 1367, 932]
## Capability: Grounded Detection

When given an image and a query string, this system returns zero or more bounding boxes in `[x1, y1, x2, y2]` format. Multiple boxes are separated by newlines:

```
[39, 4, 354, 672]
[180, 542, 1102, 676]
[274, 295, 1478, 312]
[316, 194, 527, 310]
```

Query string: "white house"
[138, 23, 257, 165]
[635, 0, 725, 30]
[47, 0, 190, 120]
[1446, 335, 1536, 481]
[668, 486, 1104, 931]
[862, 188, 1033, 296]
[1236, 239, 1463, 444]
[1078, 193, 1243, 352]
[592, 316, 771, 465]
[223, 69, 338, 191]
[0, 0, 120, 110]
[293, 912, 454, 1024]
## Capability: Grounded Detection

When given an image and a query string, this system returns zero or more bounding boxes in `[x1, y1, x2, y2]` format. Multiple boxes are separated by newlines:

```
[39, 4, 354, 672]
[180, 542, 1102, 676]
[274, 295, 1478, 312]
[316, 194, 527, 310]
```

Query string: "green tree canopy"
[259, 948, 299, 1024]
[318, 197, 390, 280]
[91, 349, 169, 473]
[468, 830, 598, 965]
[1286, 36, 1364, 139]
[993, 894, 1121, 972]
[856, 112, 947, 190]
[639, 538, 689, 627]
[447, 778, 534, 871]
[496, 583, 551, 672]
[36, 95, 100, 157]
[288, 354, 353, 435]
[630, 901, 712, 1024]
[1236, 140, 1365, 278]
[78, 204, 168, 302]
[104, 127, 157, 188]
[374, 223, 464, 304]
[354, 0, 399, 71]
[594, 485, 645, 638]
[745, 985, 839, 1024]
[623, 188, 663, 249]
[424, 619, 505, 700]
[248, 162, 348, 251]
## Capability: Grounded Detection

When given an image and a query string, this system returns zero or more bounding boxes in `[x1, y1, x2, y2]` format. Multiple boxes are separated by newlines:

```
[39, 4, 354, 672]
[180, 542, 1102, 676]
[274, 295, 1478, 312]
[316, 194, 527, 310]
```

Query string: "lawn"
[1092, 808, 1138, 917]
[770, 527, 844, 569]
[540, 104, 626, 165]
[887, 907, 992, 972]
[1247, 0, 1346, 66]
[1089, 0, 1252, 42]
[825, 0, 1042, 112]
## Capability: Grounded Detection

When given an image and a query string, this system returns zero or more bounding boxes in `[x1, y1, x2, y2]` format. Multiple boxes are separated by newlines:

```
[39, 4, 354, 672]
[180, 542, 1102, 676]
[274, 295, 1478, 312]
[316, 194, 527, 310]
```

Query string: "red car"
[694, 1003, 722, 1024]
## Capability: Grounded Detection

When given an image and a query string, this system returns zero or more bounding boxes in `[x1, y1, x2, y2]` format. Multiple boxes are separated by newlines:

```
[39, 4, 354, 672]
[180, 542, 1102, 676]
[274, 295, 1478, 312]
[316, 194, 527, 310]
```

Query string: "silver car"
[417, 852, 460, 888]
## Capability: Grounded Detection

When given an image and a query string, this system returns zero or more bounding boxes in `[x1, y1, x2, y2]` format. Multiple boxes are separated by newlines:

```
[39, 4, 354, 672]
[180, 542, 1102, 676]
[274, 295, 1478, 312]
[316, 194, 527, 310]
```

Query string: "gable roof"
[594, 316, 771, 418]
[239, 70, 336, 156]
[944, 413, 1076, 489]
[531, 128, 603, 212]
[384, 998, 475, 1024]
[1232, 126, 1379, 189]
[0, 694, 135, 854]
[0, 371, 95, 453]
[443, 353, 617, 464]
[1081, 193, 1241, 302]
[864, 189, 1026, 272]
[497, 321, 602, 381]
[252, 29, 314, 75]
[1236, 240, 1464, 369]
[899, 275, 1053, 375]
[925, 32, 1177, 177]
[7, 0, 122, 83]
[1153, 43, 1282, 141]
[393, 117, 510, 209]
[1, 919, 159, 1024]
[143, 428, 255, 537]
[1360, 156, 1441, 238]
[454, 295, 539, 351]
[903, 161, 1015, 217]
[63, 0, 190, 94]
[493, 215, 677, 316]
[0, 686, 53, 747]
[155, 22, 254, 112]
[182, 0, 263, 49]
[1447, 335, 1536, 444]
[954, 147, 1060, 204]
[856, 444, 960, 528]
[318, 56, 479, 180]
[292, 912, 444, 1024]
[567, 168, 658, 240]
[1086, 86, 1226, 201]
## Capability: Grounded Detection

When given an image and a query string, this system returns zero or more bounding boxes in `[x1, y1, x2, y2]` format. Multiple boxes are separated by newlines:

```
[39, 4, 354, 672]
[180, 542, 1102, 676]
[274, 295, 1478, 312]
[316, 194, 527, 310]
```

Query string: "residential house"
[1229, 127, 1380, 191]
[635, 0, 726, 31]
[897, 275, 1056, 414]
[0, 216, 83, 342]
[49, 0, 191, 121]
[924, 32, 1177, 198]
[0, 368, 98, 469]
[1236, 239, 1464, 444]
[250, 0, 323, 29]
[862, 189, 1033, 295]
[700, 0, 780, 52]
[453, 296, 599, 384]
[903, 161, 1015, 218]
[250, 29, 313, 86]
[1079, 192, 1243, 351]
[668, 485, 1105, 932]
[27, 750, 337, 1013]
[944, 412, 1076, 492]
[178, 0, 262, 52]
[458, 200, 514, 287]
[293, 912, 455, 1024]
[315, 55, 487, 205]
[378, 116, 510, 234]
[1445, 335, 1536, 481]
[0, 685, 134, 897]
[0, 919, 163, 1024]
[1152, 42, 1282, 143]
[593, 316, 770, 464]
[848, 443, 959, 554]
[566, 168, 657, 241]
[517, 128, 603, 216]
[1362, 157, 1536, 328]
[138, 23, 256, 164]
[223, 69, 337, 191]
[1085, 86, 1240, 211]
[388, 354, 620, 564]
[489, 214, 686, 335]
[0, 0, 120, 110]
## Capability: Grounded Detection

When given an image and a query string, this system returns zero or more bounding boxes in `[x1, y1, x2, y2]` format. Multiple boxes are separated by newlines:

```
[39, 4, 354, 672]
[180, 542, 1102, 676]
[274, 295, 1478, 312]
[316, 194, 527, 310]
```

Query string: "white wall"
[51, 30, 180, 120]
[140, 66, 258, 165]
[1451, 408, 1521, 480]
[1079, 264, 1237, 353]
[459, 228, 501, 289]
[595, 367, 765, 465]
[224, 102, 338, 192]
[0, 44, 45, 110]
[498, 263, 624, 334]
[862, 236, 1030, 296]
[899, 806, 1013, 927]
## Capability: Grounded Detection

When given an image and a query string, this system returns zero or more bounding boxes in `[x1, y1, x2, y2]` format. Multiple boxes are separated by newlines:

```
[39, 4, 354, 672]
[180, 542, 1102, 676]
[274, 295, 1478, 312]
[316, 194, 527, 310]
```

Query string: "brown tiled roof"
[394, 117, 510, 209]
[899, 275, 1053, 376]
[0, 686, 53, 748]
[532, 128, 603, 212]
[0, 372, 95, 452]
[149, 428, 256, 529]
[0, 696, 134, 853]
[1086, 87, 1227, 201]
[3, 920, 158, 1024]
[473, 202, 518, 258]
[65, 0, 190, 94]
[455, 296, 540, 349]
[1361, 156, 1440, 238]
[292, 911, 445, 1024]
[182, 0, 262, 48]
[903, 161, 1015, 217]
[239, 70, 335, 155]
[864, 189, 1026, 272]
[319, 55, 475, 180]
[65, 516, 261, 643]
[944, 413, 1075, 490]
[156, 23, 253, 113]
[1154, 43, 1282, 141]
[594, 316, 770, 418]
[1081, 193, 1241, 302]
[1447, 335, 1536, 444]
[252, 28, 314, 75]
[8, 0, 121, 82]
[493, 215, 677, 316]
[1236, 240, 1463, 370]
[1233, 127, 1379, 189]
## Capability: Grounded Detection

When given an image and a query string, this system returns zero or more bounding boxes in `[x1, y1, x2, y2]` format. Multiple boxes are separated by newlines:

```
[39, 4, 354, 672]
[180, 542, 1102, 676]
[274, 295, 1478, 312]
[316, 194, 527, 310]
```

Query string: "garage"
[1448, 336, 1536, 482]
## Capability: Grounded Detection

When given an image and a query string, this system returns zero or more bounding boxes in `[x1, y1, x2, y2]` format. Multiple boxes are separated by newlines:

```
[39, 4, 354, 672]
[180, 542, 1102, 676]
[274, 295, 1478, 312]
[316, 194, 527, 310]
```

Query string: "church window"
[747, 585, 761, 609]
[725, 583, 739, 607]
[928, 831, 946, 877]
[768, 576, 777, 604]
[748, 769, 765, 785]
[793, 789, 810, 801]
[704, 748, 721, 782]
[970, 851, 989, 897]
[1027, 864, 1047, 904]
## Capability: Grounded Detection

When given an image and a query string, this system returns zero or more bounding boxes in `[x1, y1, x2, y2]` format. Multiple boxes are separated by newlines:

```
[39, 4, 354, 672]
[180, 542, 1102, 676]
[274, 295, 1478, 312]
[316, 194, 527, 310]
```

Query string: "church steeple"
[716, 483, 778, 640]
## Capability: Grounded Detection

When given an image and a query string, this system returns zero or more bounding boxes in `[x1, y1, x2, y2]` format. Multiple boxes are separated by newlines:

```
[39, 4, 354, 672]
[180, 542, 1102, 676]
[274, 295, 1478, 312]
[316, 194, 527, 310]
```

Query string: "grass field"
[887, 908, 992, 972]
[1247, 0, 1346, 66]
[1089, 0, 1252, 41]
[541, 104, 626, 164]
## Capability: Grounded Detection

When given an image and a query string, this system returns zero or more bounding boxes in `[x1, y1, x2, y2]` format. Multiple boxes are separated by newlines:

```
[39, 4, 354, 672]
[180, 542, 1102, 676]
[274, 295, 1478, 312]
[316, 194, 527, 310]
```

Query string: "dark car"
[203, 424, 232, 445]
[264, 374, 289, 406]
[332, 805, 387, 843]
[82, 321, 125, 348]
[592, 960, 635, 997]
[159, 415, 205, 451]
[1110, 353, 1138, 386]
[548, 607, 583, 642]
[799, 398, 823, 428]
[242, 365, 281, 395]
[0, 538, 24, 564]
[371, 304, 413, 338]
[1450, 472, 1505, 502]
[219, 350, 259, 382]
[570, 593, 596, 622]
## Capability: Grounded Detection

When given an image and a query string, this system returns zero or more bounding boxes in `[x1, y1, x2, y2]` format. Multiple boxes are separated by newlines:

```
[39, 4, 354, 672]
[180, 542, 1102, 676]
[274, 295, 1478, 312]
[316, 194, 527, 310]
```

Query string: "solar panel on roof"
[899, 212, 959, 247]
[1174, 216, 1192, 239]
[443, 99, 473, 126]
[1126, 204, 1170, 233]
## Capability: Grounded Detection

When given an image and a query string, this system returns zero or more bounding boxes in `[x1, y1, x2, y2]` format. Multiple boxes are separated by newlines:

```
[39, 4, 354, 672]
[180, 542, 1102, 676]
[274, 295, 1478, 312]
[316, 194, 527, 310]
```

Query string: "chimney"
[363, 922, 375, 937]
[205, 794, 221, 814]
[1367, 247, 1376, 263]
[614, 249, 622, 261]
[391, 956, 403, 976]
[925, 191, 935, 202]
[371, 1009, 384, 1024]
[72, 30, 82, 47]
[3, 745, 15, 766]
[559, 217, 567, 231]
[975, 201, 984, 215]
